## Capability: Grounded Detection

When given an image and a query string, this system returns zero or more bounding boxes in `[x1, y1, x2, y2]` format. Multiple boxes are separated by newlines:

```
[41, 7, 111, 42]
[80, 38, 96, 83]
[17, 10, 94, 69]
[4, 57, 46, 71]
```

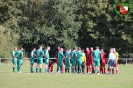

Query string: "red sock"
[103, 67, 105, 74]
[89, 67, 92, 73]
[116, 70, 118, 74]
[62, 65, 64, 73]
[86, 67, 89, 73]
[100, 67, 103, 73]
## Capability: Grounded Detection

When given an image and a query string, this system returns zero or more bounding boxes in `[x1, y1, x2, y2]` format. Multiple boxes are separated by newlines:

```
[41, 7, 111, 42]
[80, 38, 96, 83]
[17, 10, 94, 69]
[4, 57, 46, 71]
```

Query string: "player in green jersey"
[16, 47, 24, 73]
[44, 46, 50, 73]
[64, 49, 71, 73]
[30, 48, 36, 73]
[58, 48, 64, 73]
[36, 46, 44, 73]
[91, 47, 101, 74]
[75, 47, 82, 74]
[71, 47, 77, 73]
[11, 47, 17, 72]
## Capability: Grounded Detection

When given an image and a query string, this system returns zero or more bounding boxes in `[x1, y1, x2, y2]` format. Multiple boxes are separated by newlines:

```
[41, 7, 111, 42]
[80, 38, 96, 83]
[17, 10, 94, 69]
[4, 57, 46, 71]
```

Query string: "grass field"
[0, 62, 133, 88]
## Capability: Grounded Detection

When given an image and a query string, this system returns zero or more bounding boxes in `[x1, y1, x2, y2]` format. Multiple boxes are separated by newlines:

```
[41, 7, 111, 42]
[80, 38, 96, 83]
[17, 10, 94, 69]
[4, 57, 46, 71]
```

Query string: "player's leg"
[36, 59, 39, 73]
[97, 61, 100, 73]
[86, 62, 89, 73]
[30, 59, 34, 73]
[12, 59, 17, 72]
[45, 59, 49, 73]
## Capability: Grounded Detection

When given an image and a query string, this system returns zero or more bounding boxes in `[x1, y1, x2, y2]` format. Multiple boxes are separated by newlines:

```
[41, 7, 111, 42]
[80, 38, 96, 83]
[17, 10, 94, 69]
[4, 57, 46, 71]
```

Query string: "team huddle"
[11, 46, 119, 74]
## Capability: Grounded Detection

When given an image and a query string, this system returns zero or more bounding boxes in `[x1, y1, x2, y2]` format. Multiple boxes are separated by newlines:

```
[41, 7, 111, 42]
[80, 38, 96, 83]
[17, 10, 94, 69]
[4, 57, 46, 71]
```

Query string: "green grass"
[0, 62, 133, 88]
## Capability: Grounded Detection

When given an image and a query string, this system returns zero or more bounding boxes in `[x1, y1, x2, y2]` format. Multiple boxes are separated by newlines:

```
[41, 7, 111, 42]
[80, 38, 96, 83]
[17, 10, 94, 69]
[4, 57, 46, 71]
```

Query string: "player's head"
[78, 47, 81, 51]
[47, 46, 50, 50]
[33, 48, 36, 52]
[96, 46, 99, 50]
[65, 49, 68, 52]
[90, 47, 93, 51]
[110, 48, 113, 53]
[20, 47, 24, 51]
[82, 49, 84, 53]
[86, 47, 89, 51]
[101, 49, 104, 52]
[14, 47, 17, 51]
[113, 48, 116, 53]
[60, 48, 63, 52]
[58, 46, 60, 50]
[39, 46, 43, 50]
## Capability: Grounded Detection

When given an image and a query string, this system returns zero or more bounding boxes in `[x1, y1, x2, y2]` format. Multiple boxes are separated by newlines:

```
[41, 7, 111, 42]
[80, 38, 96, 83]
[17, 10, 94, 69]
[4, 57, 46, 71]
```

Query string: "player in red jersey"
[100, 49, 106, 74]
[48, 60, 54, 72]
[86, 47, 94, 73]
[86, 47, 91, 73]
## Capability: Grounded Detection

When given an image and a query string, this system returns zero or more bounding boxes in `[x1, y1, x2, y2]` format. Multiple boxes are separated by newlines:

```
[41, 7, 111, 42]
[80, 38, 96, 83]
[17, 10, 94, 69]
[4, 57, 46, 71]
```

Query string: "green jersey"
[91, 50, 101, 61]
[65, 52, 70, 62]
[16, 50, 23, 59]
[44, 49, 49, 59]
[36, 49, 44, 58]
[11, 50, 16, 59]
[31, 51, 36, 59]
[71, 50, 76, 59]
[58, 51, 64, 62]
[76, 51, 82, 60]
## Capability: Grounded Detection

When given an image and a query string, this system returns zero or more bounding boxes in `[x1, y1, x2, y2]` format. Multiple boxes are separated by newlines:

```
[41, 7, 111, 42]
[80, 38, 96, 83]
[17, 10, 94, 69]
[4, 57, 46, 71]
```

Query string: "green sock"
[60, 66, 62, 73]
[68, 68, 70, 73]
[39, 68, 42, 73]
[79, 68, 81, 73]
[72, 67, 74, 73]
[36, 68, 38, 73]
[65, 68, 67, 73]
[17, 66, 19, 72]
[12, 67, 15, 71]
[76, 68, 78, 73]
[31, 67, 34, 72]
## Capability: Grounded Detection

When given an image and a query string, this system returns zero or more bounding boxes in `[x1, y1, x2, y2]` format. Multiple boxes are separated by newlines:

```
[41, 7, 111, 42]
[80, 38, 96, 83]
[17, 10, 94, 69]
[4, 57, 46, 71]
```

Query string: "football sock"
[86, 67, 89, 73]
[116, 70, 118, 74]
[36, 68, 38, 73]
[103, 67, 105, 73]
[39, 68, 42, 73]
[68, 68, 70, 73]
[76, 68, 78, 73]
[72, 67, 74, 73]
[90, 67, 92, 73]
[12, 67, 15, 71]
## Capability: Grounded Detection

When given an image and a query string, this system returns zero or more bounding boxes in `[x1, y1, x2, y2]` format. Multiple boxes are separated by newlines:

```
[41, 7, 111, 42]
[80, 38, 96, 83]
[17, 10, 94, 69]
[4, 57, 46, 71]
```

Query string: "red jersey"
[101, 52, 106, 64]
[86, 50, 91, 63]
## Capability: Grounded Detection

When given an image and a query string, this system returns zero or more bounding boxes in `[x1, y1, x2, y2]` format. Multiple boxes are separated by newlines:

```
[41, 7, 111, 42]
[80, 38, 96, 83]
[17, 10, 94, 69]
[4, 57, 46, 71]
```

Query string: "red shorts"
[114, 63, 118, 67]
[86, 62, 93, 66]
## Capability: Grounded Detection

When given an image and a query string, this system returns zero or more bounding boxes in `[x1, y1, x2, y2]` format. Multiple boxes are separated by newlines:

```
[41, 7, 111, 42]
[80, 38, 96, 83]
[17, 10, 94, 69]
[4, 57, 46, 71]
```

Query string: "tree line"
[0, 0, 133, 57]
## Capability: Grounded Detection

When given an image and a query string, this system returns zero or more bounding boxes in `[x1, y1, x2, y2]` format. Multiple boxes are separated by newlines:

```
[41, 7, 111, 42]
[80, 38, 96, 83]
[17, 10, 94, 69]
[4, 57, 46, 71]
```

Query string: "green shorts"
[71, 58, 76, 66]
[37, 58, 43, 64]
[12, 58, 17, 65]
[65, 62, 70, 67]
[76, 59, 82, 66]
[17, 59, 23, 66]
[93, 60, 100, 66]
[58, 61, 63, 67]
[30, 58, 34, 65]
[45, 58, 49, 65]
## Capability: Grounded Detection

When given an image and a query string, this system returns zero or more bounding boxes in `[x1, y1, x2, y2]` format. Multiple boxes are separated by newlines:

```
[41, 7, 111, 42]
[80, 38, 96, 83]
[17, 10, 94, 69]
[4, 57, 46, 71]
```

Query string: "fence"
[0, 58, 133, 66]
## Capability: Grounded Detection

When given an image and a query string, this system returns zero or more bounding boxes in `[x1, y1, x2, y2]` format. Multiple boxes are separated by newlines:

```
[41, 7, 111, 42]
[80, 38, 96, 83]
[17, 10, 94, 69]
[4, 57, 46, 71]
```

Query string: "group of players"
[11, 46, 119, 74]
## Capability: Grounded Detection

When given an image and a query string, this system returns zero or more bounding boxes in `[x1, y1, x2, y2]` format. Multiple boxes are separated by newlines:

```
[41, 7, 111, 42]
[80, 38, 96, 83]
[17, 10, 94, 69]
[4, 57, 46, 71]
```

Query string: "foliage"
[0, 0, 133, 57]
